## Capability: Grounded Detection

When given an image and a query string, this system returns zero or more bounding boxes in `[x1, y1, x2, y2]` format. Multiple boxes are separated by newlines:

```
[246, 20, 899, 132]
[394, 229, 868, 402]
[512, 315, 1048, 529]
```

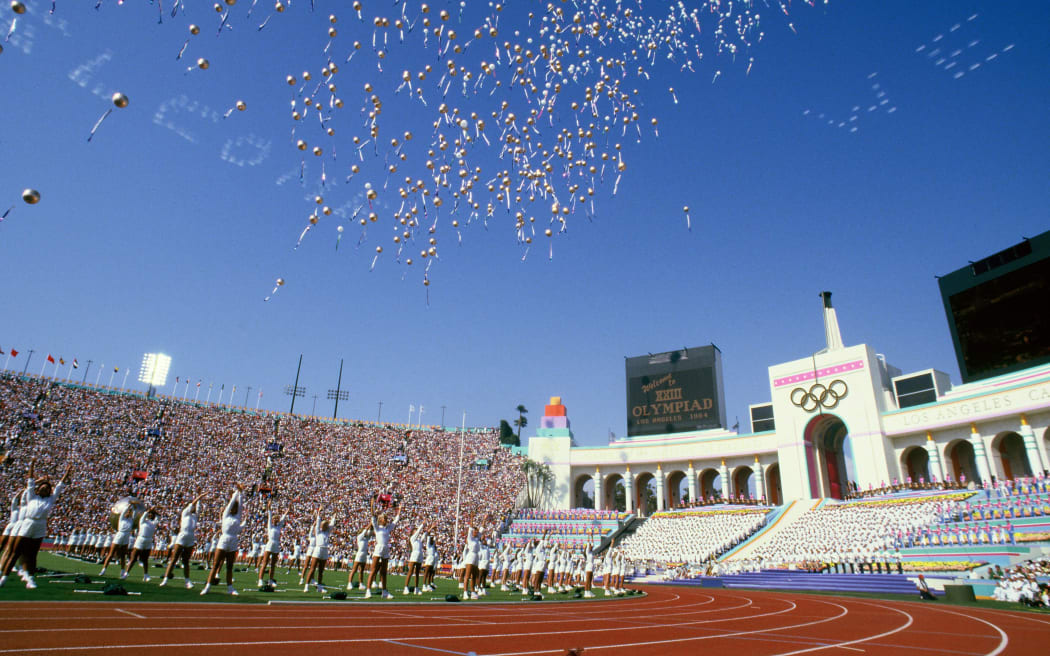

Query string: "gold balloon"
[236, 100, 246, 111]
[275, 2, 285, 12]
[309, 214, 319, 225]
[11, 1, 26, 15]
[197, 58, 210, 70]
[312, 146, 322, 156]
[296, 140, 307, 151]
[329, 14, 337, 24]
[111, 92, 129, 108]
[328, 27, 337, 38]
[21, 188, 40, 205]
[225, 0, 237, 5]
[322, 206, 332, 215]
[276, 277, 285, 286]
[375, 246, 383, 253]
[189, 24, 200, 35]
[314, 195, 324, 204]
[286, 75, 296, 85]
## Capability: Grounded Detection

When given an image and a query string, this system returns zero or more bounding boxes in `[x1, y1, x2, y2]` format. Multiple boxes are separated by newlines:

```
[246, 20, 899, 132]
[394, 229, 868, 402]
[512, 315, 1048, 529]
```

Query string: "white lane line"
[0, 596, 819, 653]
[768, 601, 912, 656]
[920, 606, 1009, 656]
[480, 598, 850, 656]
[114, 609, 145, 620]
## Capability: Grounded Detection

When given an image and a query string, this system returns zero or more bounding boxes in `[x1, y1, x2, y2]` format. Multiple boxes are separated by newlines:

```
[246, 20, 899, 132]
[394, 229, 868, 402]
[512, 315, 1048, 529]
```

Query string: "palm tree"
[521, 458, 553, 508]
[513, 404, 528, 442]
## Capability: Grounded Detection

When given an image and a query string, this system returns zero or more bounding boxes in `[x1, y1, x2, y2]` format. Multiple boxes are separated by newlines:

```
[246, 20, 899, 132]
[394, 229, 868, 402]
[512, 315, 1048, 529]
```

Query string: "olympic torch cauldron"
[108, 496, 146, 531]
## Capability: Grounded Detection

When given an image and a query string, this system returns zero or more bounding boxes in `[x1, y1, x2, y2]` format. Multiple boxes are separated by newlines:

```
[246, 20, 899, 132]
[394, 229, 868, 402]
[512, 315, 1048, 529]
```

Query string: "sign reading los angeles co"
[885, 380, 1050, 432]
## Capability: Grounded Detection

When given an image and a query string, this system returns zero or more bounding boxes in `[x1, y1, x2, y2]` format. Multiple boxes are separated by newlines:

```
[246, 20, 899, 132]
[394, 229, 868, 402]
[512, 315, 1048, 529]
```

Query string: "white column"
[1019, 415, 1046, 475]
[970, 424, 992, 485]
[655, 466, 665, 512]
[687, 462, 697, 504]
[719, 459, 730, 500]
[753, 457, 764, 502]
[593, 468, 603, 511]
[624, 469, 634, 514]
[925, 432, 944, 483]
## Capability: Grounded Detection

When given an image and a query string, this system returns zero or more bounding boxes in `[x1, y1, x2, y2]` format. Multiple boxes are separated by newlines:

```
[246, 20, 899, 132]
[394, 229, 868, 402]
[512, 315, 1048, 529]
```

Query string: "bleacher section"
[499, 509, 629, 548]
[620, 506, 771, 565]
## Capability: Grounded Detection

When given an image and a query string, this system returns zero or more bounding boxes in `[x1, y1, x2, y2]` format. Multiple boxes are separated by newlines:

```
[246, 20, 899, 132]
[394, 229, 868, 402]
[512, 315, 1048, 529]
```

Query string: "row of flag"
[2, 346, 264, 407]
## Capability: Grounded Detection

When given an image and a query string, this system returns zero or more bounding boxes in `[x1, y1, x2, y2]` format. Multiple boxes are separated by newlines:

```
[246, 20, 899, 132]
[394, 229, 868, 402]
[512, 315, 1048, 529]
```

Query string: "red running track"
[0, 585, 1045, 655]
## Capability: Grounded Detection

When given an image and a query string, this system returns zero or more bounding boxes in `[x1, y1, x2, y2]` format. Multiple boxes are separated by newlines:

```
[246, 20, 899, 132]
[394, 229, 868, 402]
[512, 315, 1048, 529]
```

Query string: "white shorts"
[372, 548, 390, 560]
[217, 534, 239, 552]
[355, 551, 368, 564]
[114, 532, 132, 546]
[176, 533, 195, 549]
[133, 538, 153, 552]
[264, 542, 280, 554]
[17, 518, 46, 540]
[2, 523, 13, 537]
[311, 547, 329, 561]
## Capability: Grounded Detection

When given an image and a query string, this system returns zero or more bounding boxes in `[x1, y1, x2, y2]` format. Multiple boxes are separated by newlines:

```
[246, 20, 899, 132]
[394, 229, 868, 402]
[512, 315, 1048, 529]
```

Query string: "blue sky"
[1, 1, 1047, 442]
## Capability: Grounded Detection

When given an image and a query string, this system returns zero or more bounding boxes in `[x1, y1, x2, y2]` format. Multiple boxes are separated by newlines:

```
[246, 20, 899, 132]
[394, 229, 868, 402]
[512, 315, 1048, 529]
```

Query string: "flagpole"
[195, 383, 201, 402]
[171, 378, 178, 397]
[67, 362, 74, 380]
[82, 360, 92, 384]
[183, 379, 189, 399]
[454, 411, 466, 554]
[256, 389, 262, 410]
[121, 369, 130, 389]
[53, 360, 61, 379]
[206, 384, 213, 404]
[2, 353, 9, 372]
[22, 350, 34, 376]
[39, 358, 47, 377]
[108, 368, 116, 388]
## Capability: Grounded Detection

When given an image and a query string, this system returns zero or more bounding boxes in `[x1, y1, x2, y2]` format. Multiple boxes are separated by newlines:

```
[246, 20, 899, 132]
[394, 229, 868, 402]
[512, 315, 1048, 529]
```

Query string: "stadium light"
[138, 353, 171, 388]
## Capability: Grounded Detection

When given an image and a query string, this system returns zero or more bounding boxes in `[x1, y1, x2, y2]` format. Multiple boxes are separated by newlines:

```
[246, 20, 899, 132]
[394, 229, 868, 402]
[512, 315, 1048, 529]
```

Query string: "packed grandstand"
[2, 372, 1049, 606]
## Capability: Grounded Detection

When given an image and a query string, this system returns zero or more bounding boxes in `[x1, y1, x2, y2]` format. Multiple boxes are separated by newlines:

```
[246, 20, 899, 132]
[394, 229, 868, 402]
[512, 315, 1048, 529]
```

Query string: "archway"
[945, 439, 978, 484]
[804, 414, 850, 499]
[765, 463, 782, 505]
[699, 468, 721, 501]
[634, 472, 656, 517]
[666, 470, 687, 508]
[604, 473, 626, 513]
[901, 446, 930, 483]
[993, 432, 1031, 481]
[574, 474, 595, 509]
[732, 466, 754, 499]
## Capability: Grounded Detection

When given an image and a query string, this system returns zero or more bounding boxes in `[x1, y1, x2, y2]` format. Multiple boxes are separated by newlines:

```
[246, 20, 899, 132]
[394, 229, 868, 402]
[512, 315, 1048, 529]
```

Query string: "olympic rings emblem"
[789, 379, 848, 412]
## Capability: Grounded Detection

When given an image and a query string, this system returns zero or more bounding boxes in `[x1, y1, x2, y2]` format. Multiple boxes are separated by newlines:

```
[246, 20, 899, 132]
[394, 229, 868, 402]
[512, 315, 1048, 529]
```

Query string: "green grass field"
[0, 552, 630, 604]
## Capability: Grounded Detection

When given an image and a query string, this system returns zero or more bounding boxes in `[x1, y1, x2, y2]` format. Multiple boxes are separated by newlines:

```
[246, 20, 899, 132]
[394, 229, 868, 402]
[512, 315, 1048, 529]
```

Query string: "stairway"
[720, 499, 820, 562]
[717, 570, 942, 596]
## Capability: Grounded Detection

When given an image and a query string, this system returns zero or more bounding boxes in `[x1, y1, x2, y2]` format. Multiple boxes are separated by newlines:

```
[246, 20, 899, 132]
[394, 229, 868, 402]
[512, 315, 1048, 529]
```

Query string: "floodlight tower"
[138, 353, 171, 398]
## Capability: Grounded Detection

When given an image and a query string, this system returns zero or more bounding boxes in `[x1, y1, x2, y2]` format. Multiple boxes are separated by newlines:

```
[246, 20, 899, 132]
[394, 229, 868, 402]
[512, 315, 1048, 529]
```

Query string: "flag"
[196, 380, 201, 387]
[72, 359, 79, 369]
[176, 376, 179, 383]
[0, 347, 4, 355]
[113, 366, 119, 373]
[59, 358, 65, 365]
[47, 354, 55, 364]
[9, 349, 16, 357]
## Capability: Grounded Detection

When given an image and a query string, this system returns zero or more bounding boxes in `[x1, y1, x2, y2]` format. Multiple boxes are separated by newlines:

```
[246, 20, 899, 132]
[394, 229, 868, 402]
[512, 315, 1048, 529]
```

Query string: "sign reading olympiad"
[625, 345, 727, 437]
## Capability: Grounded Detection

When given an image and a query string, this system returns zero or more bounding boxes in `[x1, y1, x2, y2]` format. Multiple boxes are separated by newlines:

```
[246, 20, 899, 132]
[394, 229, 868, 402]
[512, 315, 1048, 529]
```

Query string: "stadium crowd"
[0, 375, 523, 577]
[619, 509, 768, 565]
[744, 496, 965, 570]
[991, 556, 1050, 606]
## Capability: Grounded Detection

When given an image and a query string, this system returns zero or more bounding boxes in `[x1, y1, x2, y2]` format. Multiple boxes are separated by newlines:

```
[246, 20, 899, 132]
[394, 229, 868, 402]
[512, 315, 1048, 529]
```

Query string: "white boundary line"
[114, 609, 145, 620]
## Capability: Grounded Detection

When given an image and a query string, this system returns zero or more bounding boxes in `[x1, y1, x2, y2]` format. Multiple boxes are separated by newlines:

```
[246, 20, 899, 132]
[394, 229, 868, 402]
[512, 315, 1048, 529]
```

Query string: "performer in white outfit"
[201, 485, 245, 596]
[346, 523, 372, 590]
[0, 459, 72, 590]
[160, 493, 204, 588]
[422, 533, 438, 591]
[99, 506, 135, 575]
[122, 507, 159, 581]
[302, 509, 337, 592]
[403, 522, 427, 595]
[364, 494, 401, 600]
[583, 544, 596, 597]
[257, 501, 287, 587]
